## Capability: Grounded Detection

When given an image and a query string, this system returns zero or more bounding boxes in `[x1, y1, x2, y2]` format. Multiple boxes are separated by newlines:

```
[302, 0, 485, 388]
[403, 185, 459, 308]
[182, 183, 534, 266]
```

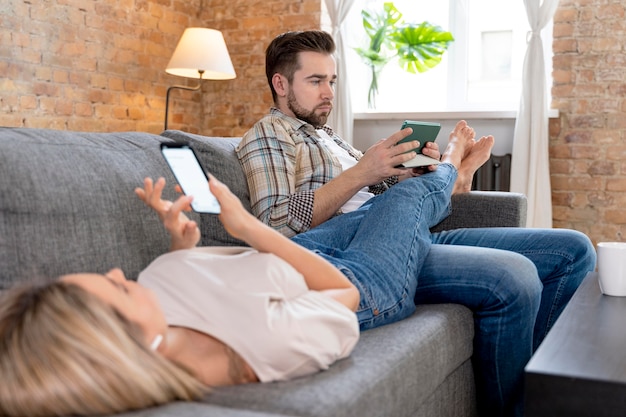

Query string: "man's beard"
[287, 89, 332, 127]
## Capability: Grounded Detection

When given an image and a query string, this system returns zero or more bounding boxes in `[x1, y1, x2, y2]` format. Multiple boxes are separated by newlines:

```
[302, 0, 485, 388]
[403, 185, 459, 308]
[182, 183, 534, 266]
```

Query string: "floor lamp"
[164, 28, 236, 131]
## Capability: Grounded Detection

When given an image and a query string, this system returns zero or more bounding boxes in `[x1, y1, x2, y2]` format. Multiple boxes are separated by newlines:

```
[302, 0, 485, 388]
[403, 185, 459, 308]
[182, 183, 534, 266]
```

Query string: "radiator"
[471, 154, 511, 192]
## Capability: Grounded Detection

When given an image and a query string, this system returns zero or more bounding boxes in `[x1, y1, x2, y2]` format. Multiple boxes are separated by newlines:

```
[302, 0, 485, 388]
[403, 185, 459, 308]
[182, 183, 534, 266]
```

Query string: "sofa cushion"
[160, 130, 249, 247]
[203, 304, 475, 417]
[0, 128, 182, 287]
[111, 303, 474, 417]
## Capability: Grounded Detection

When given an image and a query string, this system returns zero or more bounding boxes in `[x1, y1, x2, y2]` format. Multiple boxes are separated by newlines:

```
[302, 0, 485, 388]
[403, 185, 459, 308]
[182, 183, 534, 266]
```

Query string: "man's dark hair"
[265, 30, 336, 103]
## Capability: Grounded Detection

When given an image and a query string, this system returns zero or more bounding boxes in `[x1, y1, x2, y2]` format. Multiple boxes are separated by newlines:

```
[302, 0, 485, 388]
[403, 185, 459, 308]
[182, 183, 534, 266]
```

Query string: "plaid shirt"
[236, 108, 396, 237]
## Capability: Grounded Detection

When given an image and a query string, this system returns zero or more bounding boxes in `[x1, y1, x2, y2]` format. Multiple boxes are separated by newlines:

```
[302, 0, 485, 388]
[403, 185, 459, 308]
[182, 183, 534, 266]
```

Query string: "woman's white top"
[138, 247, 359, 382]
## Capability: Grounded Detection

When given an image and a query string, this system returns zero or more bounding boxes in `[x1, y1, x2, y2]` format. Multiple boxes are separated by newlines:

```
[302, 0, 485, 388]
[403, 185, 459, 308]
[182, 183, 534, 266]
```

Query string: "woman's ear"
[272, 74, 287, 97]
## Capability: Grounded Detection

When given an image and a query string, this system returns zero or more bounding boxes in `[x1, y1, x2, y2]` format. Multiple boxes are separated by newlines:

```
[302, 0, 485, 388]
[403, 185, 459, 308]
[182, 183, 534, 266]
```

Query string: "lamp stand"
[164, 70, 204, 131]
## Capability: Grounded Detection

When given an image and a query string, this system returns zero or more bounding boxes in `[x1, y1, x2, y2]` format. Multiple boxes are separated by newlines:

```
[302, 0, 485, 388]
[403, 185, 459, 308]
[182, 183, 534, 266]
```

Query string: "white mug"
[597, 242, 626, 296]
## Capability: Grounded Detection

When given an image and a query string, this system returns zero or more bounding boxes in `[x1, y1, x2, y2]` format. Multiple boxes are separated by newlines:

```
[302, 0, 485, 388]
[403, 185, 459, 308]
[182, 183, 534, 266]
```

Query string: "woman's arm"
[209, 175, 360, 312]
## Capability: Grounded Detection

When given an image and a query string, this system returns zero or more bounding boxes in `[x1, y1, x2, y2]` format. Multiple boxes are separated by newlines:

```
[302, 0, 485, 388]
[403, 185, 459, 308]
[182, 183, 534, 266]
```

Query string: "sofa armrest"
[430, 191, 527, 232]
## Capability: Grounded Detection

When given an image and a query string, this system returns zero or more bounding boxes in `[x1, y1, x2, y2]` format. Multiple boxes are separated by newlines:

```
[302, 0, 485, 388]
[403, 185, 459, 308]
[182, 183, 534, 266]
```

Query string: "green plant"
[354, 2, 455, 108]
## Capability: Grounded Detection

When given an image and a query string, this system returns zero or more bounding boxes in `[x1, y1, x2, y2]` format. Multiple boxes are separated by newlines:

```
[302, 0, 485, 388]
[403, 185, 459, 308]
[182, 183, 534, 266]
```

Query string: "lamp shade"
[166, 28, 236, 80]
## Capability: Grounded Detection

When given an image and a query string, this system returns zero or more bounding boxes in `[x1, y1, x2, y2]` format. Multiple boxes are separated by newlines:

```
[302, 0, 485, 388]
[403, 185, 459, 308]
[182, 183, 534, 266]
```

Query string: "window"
[342, 0, 553, 113]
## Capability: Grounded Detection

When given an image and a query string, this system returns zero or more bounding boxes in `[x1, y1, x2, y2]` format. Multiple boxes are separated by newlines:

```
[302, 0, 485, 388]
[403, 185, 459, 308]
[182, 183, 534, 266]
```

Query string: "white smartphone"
[160, 143, 221, 214]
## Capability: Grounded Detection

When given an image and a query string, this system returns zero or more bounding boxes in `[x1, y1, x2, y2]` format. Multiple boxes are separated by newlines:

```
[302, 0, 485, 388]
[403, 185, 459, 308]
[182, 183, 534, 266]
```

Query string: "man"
[236, 30, 596, 417]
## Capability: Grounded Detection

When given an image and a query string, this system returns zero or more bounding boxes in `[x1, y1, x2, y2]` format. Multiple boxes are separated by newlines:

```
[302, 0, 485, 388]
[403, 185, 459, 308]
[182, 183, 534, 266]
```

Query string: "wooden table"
[524, 272, 626, 416]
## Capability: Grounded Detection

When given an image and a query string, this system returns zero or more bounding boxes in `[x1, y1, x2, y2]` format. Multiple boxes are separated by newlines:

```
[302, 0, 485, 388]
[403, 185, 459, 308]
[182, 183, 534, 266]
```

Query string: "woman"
[0, 129, 468, 416]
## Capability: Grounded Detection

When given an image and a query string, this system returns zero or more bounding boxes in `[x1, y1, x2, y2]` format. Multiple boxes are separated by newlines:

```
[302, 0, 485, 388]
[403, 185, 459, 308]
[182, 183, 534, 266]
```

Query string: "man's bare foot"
[451, 120, 475, 158]
[452, 135, 495, 194]
[440, 121, 476, 169]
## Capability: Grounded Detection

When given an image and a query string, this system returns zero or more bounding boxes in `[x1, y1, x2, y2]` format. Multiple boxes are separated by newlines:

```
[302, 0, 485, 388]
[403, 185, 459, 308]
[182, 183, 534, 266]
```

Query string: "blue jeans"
[292, 163, 457, 329]
[421, 228, 595, 417]
[293, 162, 596, 417]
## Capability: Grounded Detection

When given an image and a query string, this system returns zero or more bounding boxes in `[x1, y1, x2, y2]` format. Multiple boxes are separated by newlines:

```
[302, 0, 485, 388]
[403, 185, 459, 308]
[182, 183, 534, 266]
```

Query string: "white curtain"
[510, 0, 560, 228]
[324, 0, 356, 144]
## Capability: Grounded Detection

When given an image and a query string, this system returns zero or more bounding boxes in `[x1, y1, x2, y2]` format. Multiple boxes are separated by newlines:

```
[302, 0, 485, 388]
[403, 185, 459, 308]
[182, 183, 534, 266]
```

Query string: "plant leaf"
[352, 2, 455, 108]
[391, 22, 455, 74]
[360, 2, 402, 52]
[353, 47, 392, 68]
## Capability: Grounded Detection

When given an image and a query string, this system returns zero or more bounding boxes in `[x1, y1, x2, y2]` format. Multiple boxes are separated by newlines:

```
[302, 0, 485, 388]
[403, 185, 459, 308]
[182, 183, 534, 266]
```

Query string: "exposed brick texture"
[551, 0, 626, 245]
[0, 0, 320, 136]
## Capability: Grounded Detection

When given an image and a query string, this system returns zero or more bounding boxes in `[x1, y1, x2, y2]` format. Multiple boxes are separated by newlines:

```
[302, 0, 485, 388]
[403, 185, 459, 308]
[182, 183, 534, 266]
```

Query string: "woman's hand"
[135, 177, 201, 251]
[207, 175, 260, 242]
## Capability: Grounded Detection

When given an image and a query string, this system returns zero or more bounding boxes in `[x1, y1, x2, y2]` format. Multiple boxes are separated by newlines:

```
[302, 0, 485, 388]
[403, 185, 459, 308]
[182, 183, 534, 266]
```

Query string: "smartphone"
[397, 120, 442, 168]
[160, 143, 221, 214]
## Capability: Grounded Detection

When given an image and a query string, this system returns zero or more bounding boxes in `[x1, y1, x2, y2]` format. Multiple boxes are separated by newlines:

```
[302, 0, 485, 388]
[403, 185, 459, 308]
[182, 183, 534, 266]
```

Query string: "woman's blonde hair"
[0, 280, 206, 416]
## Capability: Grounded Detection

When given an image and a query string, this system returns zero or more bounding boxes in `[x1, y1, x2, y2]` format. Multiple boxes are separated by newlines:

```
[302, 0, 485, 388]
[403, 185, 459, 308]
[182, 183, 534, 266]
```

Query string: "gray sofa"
[0, 127, 527, 417]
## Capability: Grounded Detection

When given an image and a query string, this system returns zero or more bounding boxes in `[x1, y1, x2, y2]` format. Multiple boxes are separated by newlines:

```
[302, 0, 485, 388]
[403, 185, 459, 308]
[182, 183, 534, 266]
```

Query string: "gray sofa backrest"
[0, 127, 527, 291]
[0, 128, 248, 289]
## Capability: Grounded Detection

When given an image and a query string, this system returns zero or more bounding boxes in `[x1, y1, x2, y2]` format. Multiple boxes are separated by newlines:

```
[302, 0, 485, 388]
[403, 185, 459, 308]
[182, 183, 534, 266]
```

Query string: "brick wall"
[0, 0, 320, 136]
[551, 0, 626, 245]
[2, 0, 196, 132]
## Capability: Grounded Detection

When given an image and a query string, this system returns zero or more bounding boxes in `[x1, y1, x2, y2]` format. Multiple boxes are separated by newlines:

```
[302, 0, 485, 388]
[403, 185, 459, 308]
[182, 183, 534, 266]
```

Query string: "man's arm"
[238, 123, 365, 231]
[310, 130, 426, 227]
[237, 119, 318, 237]
[309, 167, 375, 228]
[238, 115, 419, 235]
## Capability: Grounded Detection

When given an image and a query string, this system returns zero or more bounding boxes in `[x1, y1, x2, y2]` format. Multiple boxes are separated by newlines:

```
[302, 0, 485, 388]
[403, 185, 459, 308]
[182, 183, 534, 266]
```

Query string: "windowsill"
[353, 109, 559, 120]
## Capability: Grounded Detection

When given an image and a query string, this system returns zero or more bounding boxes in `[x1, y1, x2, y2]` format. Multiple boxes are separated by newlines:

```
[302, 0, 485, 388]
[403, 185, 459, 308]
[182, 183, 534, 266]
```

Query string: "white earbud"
[150, 334, 163, 351]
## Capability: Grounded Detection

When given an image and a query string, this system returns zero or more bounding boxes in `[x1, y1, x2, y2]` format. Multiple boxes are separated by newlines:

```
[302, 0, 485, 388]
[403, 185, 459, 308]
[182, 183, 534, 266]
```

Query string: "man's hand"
[396, 141, 442, 181]
[349, 127, 425, 185]
[309, 127, 434, 228]
[135, 177, 201, 251]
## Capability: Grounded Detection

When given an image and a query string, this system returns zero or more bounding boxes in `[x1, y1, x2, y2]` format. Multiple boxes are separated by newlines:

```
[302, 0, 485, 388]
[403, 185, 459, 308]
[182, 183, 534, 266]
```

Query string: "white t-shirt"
[137, 247, 359, 382]
[316, 129, 374, 212]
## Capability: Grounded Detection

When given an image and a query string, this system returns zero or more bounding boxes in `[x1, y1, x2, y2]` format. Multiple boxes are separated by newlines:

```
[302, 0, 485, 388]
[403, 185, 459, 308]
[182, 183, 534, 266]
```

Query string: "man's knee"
[568, 230, 597, 271]
[488, 254, 542, 311]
